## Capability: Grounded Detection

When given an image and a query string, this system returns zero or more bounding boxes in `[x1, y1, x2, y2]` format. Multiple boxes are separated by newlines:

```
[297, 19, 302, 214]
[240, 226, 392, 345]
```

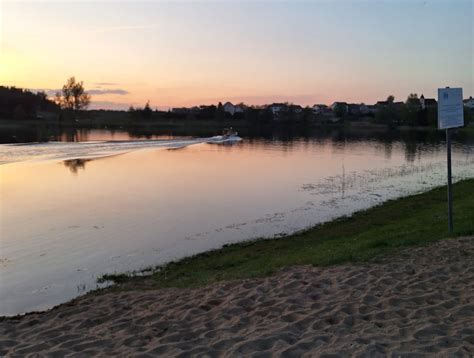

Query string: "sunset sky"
[1, 0, 472, 110]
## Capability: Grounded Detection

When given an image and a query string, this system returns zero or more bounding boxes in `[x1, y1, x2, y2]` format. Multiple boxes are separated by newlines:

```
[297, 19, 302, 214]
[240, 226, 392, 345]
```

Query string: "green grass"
[100, 179, 474, 288]
[460, 124, 474, 135]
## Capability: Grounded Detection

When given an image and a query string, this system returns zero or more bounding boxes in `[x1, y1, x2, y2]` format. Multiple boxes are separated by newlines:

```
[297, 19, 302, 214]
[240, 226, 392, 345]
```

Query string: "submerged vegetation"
[100, 179, 474, 288]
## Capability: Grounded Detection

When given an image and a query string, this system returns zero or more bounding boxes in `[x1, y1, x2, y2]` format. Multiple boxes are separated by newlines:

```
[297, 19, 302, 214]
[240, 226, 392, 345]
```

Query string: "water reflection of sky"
[0, 135, 473, 316]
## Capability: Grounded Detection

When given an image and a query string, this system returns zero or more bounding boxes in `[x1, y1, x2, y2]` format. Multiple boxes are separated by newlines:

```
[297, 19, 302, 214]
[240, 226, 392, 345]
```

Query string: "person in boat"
[222, 127, 233, 137]
[220, 127, 238, 140]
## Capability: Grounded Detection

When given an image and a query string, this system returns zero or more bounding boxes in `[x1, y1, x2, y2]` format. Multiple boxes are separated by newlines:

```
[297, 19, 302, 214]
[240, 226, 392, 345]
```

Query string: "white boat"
[222, 127, 238, 139]
[207, 128, 242, 143]
[222, 132, 239, 140]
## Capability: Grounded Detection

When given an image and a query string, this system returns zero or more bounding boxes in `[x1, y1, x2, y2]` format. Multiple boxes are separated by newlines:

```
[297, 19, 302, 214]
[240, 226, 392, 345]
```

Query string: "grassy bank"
[460, 124, 474, 135]
[101, 179, 474, 288]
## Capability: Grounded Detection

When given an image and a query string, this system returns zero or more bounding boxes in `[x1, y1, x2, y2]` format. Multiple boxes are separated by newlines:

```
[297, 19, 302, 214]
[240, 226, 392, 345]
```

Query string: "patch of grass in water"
[97, 273, 130, 284]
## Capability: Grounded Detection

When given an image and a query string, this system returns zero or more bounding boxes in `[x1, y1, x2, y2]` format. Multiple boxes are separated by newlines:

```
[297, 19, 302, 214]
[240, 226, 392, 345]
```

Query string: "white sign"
[438, 87, 464, 129]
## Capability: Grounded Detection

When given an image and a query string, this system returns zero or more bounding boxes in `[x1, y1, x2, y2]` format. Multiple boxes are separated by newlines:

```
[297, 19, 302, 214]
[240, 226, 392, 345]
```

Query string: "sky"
[0, 0, 472, 110]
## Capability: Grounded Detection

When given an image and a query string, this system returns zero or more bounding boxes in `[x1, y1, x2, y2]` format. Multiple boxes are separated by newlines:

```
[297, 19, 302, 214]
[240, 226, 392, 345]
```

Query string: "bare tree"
[56, 77, 91, 111]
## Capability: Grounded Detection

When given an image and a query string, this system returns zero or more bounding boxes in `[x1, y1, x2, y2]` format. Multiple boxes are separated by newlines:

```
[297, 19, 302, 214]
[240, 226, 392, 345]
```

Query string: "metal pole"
[446, 128, 453, 233]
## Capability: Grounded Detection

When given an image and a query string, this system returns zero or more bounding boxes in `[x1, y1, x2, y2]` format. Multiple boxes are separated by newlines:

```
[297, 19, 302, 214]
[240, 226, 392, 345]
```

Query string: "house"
[268, 103, 288, 115]
[289, 104, 303, 114]
[234, 104, 244, 114]
[420, 94, 437, 110]
[464, 96, 474, 110]
[348, 104, 361, 116]
[330, 102, 348, 110]
[367, 105, 377, 114]
[198, 105, 217, 117]
[171, 107, 191, 114]
[359, 104, 370, 115]
[312, 104, 329, 114]
[321, 105, 332, 115]
[222, 102, 245, 116]
[329, 102, 349, 116]
[223, 102, 236, 115]
[375, 100, 404, 111]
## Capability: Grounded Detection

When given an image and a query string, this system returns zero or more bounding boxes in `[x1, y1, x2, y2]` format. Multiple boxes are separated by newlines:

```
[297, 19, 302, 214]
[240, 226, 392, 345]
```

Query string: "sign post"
[437, 87, 464, 233]
[446, 128, 453, 233]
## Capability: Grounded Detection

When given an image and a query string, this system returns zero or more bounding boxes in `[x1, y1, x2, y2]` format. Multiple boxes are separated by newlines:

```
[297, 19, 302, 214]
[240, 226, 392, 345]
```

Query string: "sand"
[1, 237, 473, 357]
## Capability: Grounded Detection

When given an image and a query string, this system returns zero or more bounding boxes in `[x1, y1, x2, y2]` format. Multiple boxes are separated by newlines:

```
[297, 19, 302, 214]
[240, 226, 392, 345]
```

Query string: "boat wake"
[0, 136, 242, 165]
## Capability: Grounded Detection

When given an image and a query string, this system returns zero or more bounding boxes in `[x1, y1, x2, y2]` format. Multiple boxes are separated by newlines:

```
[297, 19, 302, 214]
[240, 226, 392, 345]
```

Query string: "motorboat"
[206, 128, 242, 144]
[222, 127, 239, 139]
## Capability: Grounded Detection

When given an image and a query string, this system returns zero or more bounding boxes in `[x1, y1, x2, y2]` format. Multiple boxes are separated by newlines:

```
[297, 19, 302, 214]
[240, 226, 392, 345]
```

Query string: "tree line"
[373, 94, 437, 127]
[0, 86, 58, 120]
[2, 81, 471, 127]
[0, 77, 91, 120]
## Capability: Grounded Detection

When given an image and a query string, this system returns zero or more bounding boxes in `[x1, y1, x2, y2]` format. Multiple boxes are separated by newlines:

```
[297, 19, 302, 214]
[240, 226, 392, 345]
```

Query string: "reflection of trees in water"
[0, 125, 61, 144]
[4, 121, 473, 153]
[63, 158, 91, 174]
[59, 128, 93, 142]
[383, 142, 393, 159]
[404, 142, 418, 163]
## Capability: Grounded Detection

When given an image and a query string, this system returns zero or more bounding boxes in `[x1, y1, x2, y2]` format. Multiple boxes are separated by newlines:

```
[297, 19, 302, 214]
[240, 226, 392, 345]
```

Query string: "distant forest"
[0, 86, 59, 120]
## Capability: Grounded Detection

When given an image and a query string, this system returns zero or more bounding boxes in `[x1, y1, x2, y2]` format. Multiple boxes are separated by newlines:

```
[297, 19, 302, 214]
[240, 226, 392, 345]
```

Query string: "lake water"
[1, 127, 473, 316]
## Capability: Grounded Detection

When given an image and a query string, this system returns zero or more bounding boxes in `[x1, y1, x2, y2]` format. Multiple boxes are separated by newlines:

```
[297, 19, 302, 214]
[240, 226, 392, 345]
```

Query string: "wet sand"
[1, 237, 473, 357]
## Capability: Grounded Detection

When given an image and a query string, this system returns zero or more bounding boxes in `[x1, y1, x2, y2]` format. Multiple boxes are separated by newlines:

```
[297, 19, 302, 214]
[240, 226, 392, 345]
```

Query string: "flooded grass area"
[101, 179, 474, 288]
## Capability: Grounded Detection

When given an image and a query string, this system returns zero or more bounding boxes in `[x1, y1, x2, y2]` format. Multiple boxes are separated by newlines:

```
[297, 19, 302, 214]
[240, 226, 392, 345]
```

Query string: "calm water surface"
[1, 128, 473, 315]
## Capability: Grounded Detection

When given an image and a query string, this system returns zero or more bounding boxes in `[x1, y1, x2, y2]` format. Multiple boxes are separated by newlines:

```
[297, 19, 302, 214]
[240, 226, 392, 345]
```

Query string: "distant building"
[171, 107, 191, 114]
[393, 101, 405, 109]
[348, 103, 361, 116]
[312, 104, 329, 114]
[367, 105, 377, 113]
[464, 96, 474, 110]
[289, 104, 303, 114]
[222, 102, 245, 116]
[234, 104, 244, 114]
[375, 101, 389, 108]
[420, 94, 437, 110]
[268, 103, 288, 115]
[329, 102, 348, 112]
[359, 104, 370, 115]
[200, 105, 215, 111]
[223, 102, 236, 115]
[330, 102, 348, 112]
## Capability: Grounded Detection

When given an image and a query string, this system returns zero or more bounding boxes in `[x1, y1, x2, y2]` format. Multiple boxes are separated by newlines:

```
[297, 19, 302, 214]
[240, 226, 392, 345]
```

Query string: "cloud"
[88, 89, 129, 96]
[32, 88, 129, 96]
[88, 101, 132, 111]
[31, 89, 61, 97]
[94, 82, 119, 86]
[89, 101, 172, 111]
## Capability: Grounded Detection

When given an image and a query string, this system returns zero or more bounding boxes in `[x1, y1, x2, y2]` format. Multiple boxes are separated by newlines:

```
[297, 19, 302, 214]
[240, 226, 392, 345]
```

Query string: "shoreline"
[1, 236, 473, 356]
[1, 180, 473, 355]
[1, 179, 473, 320]
[99, 178, 474, 290]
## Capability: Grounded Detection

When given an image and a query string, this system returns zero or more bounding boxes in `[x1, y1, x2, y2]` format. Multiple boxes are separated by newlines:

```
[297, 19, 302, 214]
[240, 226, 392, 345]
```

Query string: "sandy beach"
[1, 236, 473, 357]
